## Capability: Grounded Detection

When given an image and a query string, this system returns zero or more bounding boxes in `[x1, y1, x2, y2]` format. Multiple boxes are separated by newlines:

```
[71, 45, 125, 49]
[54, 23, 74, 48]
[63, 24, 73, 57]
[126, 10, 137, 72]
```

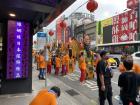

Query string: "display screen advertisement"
[7, 20, 30, 79]
[112, 10, 137, 43]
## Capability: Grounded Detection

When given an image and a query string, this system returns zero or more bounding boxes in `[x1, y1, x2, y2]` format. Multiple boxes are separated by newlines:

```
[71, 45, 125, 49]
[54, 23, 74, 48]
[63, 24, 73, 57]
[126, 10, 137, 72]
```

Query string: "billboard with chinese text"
[7, 20, 30, 79]
[112, 10, 137, 43]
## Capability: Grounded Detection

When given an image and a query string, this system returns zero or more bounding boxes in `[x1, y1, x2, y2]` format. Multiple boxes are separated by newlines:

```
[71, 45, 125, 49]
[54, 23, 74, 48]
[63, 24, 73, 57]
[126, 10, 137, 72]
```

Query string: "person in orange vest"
[47, 57, 52, 74]
[61, 53, 66, 75]
[38, 51, 46, 79]
[65, 53, 70, 74]
[29, 86, 61, 105]
[55, 55, 61, 76]
[79, 52, 86, 84]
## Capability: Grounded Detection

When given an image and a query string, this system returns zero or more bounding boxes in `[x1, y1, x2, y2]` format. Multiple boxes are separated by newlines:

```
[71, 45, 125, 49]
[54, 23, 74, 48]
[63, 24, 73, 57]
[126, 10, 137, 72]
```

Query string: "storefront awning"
[97, 41, 140, 47]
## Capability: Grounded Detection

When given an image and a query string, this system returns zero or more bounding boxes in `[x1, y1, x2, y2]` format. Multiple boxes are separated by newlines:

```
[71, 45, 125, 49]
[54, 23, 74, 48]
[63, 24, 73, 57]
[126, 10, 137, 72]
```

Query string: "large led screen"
[7, 20, 30, 79]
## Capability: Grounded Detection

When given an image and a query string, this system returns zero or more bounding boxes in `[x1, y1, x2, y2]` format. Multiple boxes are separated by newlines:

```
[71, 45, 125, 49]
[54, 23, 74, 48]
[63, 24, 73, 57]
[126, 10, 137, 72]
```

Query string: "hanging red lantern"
[86, 0, 98, 12]
[49, 30, 54, 36]
[59, 20, 66, 28]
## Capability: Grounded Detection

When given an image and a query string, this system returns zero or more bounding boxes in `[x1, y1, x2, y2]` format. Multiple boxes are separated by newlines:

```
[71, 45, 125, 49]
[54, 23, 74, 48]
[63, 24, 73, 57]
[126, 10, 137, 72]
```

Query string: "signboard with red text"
[112, 10, 137, 43]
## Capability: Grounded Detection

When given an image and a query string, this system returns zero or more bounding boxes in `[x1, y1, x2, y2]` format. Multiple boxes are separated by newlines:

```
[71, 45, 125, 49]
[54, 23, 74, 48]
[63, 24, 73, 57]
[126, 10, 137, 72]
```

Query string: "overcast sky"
[45, 0, 128, 30]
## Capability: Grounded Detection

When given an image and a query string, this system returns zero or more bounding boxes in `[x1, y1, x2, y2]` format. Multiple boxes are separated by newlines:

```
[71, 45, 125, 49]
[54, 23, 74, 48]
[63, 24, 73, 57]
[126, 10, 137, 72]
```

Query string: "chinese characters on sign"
[112, 10, 137, 43]
[14, 22, 22, 78]
[7, 20, 30, 79]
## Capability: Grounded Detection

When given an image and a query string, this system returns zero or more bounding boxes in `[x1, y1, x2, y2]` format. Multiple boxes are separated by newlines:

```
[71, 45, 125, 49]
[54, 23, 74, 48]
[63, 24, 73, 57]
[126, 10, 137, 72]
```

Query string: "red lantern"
[49, 30, 54, 36]
[59, 20, 66, 28]
[86, 0, 98, 12]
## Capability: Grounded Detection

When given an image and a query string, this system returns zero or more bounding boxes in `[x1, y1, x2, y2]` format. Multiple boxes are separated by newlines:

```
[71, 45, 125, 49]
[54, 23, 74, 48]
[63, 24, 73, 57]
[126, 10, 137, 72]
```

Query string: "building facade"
[96, 9, 140, 54]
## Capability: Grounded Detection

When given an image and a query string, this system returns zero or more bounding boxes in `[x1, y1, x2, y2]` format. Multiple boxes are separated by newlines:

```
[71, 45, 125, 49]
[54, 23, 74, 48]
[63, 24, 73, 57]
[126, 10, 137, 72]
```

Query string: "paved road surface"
[57, 64, 121, 105]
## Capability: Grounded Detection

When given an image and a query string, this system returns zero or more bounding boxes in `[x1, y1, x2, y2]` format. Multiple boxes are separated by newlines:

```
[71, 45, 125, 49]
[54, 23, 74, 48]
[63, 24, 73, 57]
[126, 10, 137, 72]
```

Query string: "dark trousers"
[121, 97, 139, 105]
[61, 65, 66, 75]
[47, 64, 52, 74]
[39, 68, 45, 78]
[55, 67, 59, 75]
[98, 85, 113, 105]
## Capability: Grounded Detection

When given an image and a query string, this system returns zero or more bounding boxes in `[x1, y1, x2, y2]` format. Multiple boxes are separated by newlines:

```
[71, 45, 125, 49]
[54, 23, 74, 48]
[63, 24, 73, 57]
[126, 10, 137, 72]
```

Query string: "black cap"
[100, 50, 107, 57]
[50, 86, 61, 97]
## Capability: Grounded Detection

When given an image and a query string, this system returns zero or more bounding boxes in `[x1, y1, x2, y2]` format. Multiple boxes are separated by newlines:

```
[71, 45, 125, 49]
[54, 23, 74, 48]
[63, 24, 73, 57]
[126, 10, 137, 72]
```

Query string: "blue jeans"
[39, 68, 45, 78]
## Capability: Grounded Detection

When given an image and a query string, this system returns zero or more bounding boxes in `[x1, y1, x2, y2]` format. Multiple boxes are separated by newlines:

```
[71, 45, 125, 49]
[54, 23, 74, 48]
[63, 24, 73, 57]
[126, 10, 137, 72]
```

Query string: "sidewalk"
[0, 67, 96, 105]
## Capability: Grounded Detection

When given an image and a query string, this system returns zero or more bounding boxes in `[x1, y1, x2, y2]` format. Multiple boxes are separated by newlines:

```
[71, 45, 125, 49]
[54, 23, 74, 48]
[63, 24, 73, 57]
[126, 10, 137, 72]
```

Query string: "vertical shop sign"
[112, 10, 137, 43]
[7, 20, 30, 79]
[37, 32, 46, 50]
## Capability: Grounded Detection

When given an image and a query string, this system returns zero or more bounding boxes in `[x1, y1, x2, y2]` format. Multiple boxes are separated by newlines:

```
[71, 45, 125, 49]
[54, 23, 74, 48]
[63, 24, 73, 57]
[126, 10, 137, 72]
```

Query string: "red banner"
[112, 10, 137, 43]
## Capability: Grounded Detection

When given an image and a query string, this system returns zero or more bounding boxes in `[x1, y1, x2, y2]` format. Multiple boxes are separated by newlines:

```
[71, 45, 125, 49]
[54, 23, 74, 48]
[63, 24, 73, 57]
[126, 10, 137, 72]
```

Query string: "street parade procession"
[25, 0, 140, 104]
[33, 35, 98, 84]
[32, 33, 140, 105]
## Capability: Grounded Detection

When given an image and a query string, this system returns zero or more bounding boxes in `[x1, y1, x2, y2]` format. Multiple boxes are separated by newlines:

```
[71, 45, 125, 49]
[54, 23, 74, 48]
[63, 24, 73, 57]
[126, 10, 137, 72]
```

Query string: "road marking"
[64, 73, 98, 91]
[91, 88, 98, 91]
[114, 95, 120, 100]
[86, 80, 97, 85]
[111, 81, 118, 85]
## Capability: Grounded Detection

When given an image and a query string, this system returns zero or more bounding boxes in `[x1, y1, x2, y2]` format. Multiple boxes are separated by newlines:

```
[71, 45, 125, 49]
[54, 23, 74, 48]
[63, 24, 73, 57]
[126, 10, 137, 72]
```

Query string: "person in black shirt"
[96, 50, 113, 105]
[118, 56, 140, 105]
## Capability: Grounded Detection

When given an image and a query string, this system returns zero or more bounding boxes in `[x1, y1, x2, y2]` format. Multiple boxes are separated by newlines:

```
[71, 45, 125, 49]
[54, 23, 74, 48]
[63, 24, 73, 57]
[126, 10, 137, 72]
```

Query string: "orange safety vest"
[29, 89, 57, 105]
[80, 56, 86, 70]
[38, 55, 46, 68]
[56, 57, 61, 68]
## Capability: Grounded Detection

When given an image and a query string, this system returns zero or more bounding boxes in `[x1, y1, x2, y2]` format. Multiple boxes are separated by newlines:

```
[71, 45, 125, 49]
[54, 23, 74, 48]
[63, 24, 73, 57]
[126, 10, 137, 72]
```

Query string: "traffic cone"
[129, 102, 133, 105]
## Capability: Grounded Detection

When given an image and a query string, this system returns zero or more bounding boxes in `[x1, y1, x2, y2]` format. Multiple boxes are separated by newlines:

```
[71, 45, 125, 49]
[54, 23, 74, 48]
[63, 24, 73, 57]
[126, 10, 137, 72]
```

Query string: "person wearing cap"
[29, 86, 61, 105]
[96, 50, 113, 105]
[118, 57, 140, 105]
